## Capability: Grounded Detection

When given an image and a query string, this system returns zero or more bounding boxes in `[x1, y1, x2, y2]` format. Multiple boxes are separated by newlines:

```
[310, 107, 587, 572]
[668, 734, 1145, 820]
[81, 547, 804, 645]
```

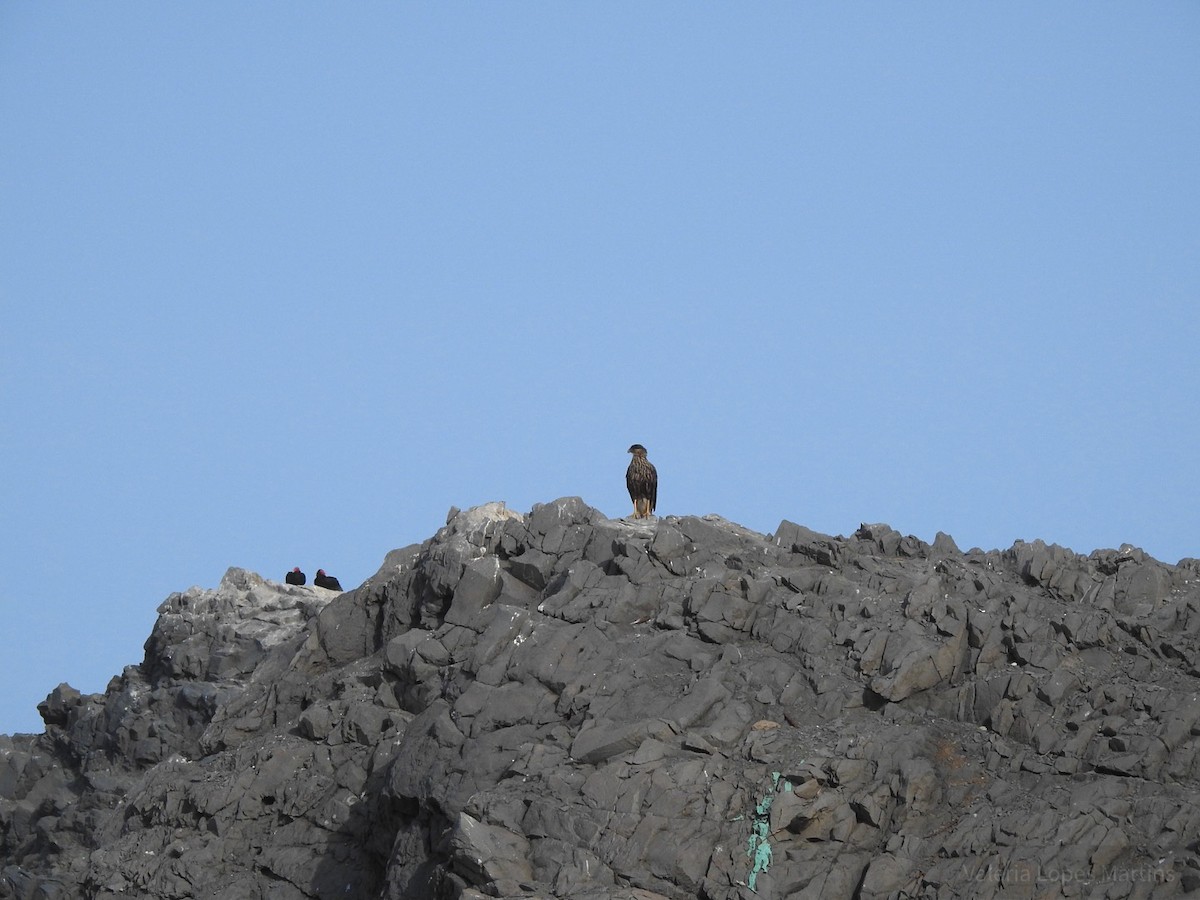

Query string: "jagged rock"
[3, 499, 1200, 899]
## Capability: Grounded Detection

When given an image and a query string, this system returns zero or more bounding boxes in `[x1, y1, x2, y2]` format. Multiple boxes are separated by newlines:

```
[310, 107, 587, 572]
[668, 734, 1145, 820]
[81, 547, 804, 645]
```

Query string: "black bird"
[626, 443, 658, 519]
[314, 569, 343, 591]
[285, 567, 306, 586]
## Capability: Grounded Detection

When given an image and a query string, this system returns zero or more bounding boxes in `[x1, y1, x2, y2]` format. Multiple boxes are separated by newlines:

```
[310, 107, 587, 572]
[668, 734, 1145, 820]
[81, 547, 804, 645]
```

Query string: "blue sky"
[2, 5, 1197, 735]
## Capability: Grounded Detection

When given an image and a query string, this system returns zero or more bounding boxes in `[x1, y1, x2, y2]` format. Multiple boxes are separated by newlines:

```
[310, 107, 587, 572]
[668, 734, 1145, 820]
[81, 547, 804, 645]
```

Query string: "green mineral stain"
[748, 833, 772, 891]
[745, 773, 785, 892]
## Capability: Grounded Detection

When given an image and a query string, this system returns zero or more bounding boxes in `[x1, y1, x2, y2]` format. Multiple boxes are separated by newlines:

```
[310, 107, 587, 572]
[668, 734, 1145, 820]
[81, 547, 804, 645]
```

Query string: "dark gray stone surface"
[4, 499, 1199, 898]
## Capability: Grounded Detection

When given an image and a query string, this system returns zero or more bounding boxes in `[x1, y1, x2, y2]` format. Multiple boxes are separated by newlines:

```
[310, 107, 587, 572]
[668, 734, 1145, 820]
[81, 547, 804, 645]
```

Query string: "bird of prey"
[626, 443, 658, 519]
[285, 567, 306, 586]
[314, 569, 343, 591]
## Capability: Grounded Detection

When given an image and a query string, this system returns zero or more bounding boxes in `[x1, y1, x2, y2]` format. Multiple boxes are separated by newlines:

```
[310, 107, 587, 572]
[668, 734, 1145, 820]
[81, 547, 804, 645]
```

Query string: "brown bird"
[626, 443, 658, 519]
[285, 567, 306, 586]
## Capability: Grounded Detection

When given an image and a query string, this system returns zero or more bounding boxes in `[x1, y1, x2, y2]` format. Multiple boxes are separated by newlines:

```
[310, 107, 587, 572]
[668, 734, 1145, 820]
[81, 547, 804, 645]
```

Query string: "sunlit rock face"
[4, 498, 1200, 899]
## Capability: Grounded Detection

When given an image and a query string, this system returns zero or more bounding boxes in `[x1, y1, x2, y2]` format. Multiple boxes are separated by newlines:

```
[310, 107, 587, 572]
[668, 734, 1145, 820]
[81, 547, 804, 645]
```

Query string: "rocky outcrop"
[3, 498, 1200, 898]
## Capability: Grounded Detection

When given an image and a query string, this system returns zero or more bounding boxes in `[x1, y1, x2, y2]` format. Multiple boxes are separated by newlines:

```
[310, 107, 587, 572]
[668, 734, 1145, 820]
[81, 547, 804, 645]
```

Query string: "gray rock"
[3, 500, 1199, 899]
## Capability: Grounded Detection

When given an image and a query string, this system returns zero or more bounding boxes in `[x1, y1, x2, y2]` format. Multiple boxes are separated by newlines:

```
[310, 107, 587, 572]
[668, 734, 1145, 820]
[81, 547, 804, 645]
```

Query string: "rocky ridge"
[3, 498, 1200, 899]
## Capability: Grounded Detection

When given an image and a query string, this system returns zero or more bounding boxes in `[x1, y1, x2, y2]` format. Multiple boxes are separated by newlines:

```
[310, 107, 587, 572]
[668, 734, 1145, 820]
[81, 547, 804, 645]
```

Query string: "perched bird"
[626, 443, 658, 519]
[314, 569, 343, 591]
[285, 567, 306, 586]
